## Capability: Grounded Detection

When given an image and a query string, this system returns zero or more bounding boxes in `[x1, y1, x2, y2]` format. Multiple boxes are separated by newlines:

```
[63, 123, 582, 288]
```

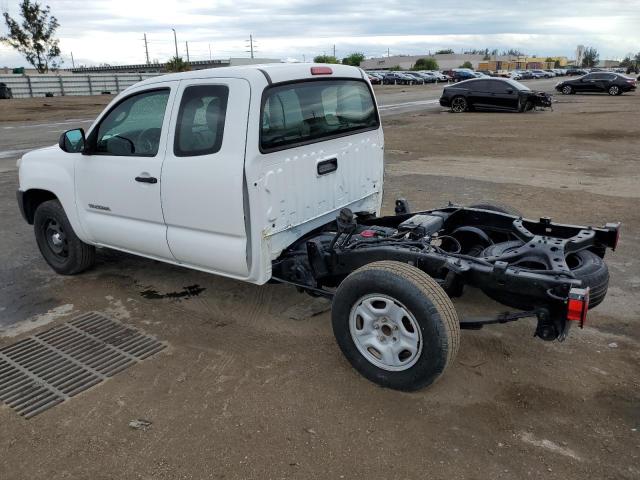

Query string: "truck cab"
[18, 64, 383, 284]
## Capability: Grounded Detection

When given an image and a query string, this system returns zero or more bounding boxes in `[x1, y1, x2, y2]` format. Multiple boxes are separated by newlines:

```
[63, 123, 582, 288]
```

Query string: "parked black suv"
[555, 73, 637, 96]
[440, 78, 552, 113]
[0, 82, 13, 99]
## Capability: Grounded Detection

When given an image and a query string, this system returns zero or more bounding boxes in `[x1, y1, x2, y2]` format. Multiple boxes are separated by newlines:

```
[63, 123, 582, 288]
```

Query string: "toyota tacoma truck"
[16, 64, 620, 391]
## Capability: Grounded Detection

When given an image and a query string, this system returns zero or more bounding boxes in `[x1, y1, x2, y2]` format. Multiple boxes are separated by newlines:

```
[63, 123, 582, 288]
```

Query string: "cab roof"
[134, 63, 365, 89]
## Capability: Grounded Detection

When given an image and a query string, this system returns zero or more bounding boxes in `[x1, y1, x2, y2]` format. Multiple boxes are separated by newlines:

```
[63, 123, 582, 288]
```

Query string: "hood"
[17, 144, 58, 168]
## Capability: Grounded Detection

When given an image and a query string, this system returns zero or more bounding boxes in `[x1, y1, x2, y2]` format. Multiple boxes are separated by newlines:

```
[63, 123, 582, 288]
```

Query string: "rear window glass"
[174, 85, 228, 157]
[261, 80, 379, 152]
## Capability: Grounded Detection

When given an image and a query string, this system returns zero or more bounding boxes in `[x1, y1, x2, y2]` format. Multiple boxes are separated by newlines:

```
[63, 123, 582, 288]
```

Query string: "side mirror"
[59, 128, 86, 153]
[506, 88, 514, 94]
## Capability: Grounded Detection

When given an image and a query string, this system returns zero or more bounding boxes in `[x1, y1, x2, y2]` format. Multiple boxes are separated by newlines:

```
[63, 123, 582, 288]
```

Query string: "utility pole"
[143, 33, 150, 64]
[387, 48, 390, 58]
[302, 54, 306, 63]
[333, 44, 336, 58]
[70, 51, 75, 68]
[246, 34, 255, 59]
[171, 28, 179, 59]
[208, 43, 212, 60]
[185, 41, 190, 63]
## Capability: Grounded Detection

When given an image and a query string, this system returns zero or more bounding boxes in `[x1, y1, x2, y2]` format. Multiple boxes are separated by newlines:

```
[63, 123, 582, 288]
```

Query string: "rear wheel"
[34, 200, 95, 275]
[561, 85, 573, 95]
[608, 85, 620, 96]
[451, 96, 468, 113]
[332, 261, 459, 391]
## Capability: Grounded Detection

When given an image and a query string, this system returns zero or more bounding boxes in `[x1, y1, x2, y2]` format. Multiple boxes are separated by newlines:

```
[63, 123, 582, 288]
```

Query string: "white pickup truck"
[17, 64, 619, 391]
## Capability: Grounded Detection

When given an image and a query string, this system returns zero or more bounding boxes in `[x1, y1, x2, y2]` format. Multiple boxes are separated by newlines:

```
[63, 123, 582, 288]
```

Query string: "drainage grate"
[0, 312, 165, 419]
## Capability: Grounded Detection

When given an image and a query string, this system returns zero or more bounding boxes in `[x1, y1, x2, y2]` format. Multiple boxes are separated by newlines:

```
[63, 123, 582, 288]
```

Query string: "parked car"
[413, 72, 437, 83]
[0, 82, 13, 99]
[530, 70, 549, 79]
[555, 72, 637, 95]
[15, 63, 619, 391]
[403, 72, 425, 84]
[440, 77, 553, 112]
[382, 72, 405, 85]
[515, 70, 534, 80]
[507, 71, 522, 80]
[450, 70, 477, 82]
[424, 70, 449, 82]
[544, 70, 557, 77]
[367, 74, 381, 85]
[566, 67, 589, 76]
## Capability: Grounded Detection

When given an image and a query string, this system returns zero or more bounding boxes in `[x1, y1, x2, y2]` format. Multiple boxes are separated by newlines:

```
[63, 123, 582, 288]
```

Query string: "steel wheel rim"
[562, 86, 571, 94]
[610, 86, 619, 95]
[44, 219, 69, 257]
[349, 294, 423, 372]
[452, 97, 466, 112]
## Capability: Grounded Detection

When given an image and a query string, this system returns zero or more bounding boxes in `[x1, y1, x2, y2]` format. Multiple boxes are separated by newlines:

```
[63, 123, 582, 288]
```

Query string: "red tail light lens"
[311, 66, 333, 75]
[567, 287, 590, 328]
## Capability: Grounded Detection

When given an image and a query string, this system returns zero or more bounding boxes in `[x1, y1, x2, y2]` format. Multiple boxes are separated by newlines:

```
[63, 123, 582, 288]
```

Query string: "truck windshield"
[261, 79, 379, 152]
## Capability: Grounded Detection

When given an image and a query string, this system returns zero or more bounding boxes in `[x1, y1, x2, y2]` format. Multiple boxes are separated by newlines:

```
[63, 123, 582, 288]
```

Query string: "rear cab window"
[260, 79, 379, 152]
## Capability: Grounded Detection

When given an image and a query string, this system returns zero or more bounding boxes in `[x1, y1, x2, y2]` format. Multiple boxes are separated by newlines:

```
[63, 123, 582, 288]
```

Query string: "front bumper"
[439, 97, 450, 107]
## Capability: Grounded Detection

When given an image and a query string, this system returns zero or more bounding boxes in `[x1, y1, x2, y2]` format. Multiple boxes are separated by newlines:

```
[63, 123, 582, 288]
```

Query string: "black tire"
[608, 85, 620, 96]
[450, 96, 468, 113]
[480, 241, 609, 309]
[34, 199, 95, 275]
[520, 100, 534, 112]
[331, 261, 459, 391]
[468, 201, 523, 217]
[561, 85, 573, 95]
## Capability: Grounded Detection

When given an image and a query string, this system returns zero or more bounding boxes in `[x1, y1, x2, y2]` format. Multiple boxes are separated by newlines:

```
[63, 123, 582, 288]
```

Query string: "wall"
[0, 73, 161, 98]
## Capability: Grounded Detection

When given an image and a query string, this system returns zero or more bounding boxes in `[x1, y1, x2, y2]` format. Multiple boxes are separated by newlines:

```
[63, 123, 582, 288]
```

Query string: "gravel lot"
[0, 81, 638, 479]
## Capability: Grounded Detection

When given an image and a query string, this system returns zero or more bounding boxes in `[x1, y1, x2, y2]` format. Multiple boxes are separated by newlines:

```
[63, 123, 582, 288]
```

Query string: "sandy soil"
[0, 88, 639, 480]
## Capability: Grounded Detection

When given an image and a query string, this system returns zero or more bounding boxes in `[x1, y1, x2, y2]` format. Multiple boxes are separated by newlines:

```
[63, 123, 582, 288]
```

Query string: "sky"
[1, 0, 639, 68]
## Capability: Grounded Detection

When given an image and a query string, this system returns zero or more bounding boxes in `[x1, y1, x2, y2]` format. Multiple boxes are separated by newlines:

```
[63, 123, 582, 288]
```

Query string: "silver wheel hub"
[51, 232, 63, 247]
[349, 295, 422, 371]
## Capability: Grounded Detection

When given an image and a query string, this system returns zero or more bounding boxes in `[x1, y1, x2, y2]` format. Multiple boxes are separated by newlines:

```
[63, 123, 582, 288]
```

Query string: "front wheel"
[331, 261, 460, 391]
[561, 85, 573, 95]
[451, 96, 468, 113]
[34, 199, 95, 275]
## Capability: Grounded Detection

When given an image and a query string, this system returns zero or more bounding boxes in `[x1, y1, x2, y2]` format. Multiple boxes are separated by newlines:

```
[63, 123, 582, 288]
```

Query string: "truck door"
[74, 83, 178, 260]
[161, 78, 251, 278]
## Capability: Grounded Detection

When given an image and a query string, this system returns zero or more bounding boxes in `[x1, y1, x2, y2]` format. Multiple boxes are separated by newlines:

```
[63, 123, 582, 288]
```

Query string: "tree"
[435, 49, 454, 55]
[554, 60, 561, 68]
[342, 52, 365, 66]
[165, 56, 190, 72]
[581, 47, 599, 68]
[412, 57, 438, 70]
[620, 56, 634, 68]
[313, 55, 339, 64]
[502, 49, 525, 57]
[460, 61, 473, 69]
[1, 0, 61, 73]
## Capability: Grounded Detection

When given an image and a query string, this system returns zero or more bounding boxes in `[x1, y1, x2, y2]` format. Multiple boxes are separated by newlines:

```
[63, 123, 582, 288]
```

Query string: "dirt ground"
[0, 87, 639, 480]
[0, 94, 115, 122]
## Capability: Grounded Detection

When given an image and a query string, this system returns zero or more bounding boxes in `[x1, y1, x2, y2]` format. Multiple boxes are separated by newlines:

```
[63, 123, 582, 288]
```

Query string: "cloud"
[1, 0, 638, 67]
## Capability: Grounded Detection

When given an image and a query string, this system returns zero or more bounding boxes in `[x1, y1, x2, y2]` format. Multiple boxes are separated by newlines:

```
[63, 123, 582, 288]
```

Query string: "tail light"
[567, 287, 589, 328]
[311, 66, 333, 75]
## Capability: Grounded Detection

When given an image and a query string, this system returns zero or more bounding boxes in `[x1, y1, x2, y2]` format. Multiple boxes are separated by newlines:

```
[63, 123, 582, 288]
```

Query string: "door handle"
[135, 176, 157, 184]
